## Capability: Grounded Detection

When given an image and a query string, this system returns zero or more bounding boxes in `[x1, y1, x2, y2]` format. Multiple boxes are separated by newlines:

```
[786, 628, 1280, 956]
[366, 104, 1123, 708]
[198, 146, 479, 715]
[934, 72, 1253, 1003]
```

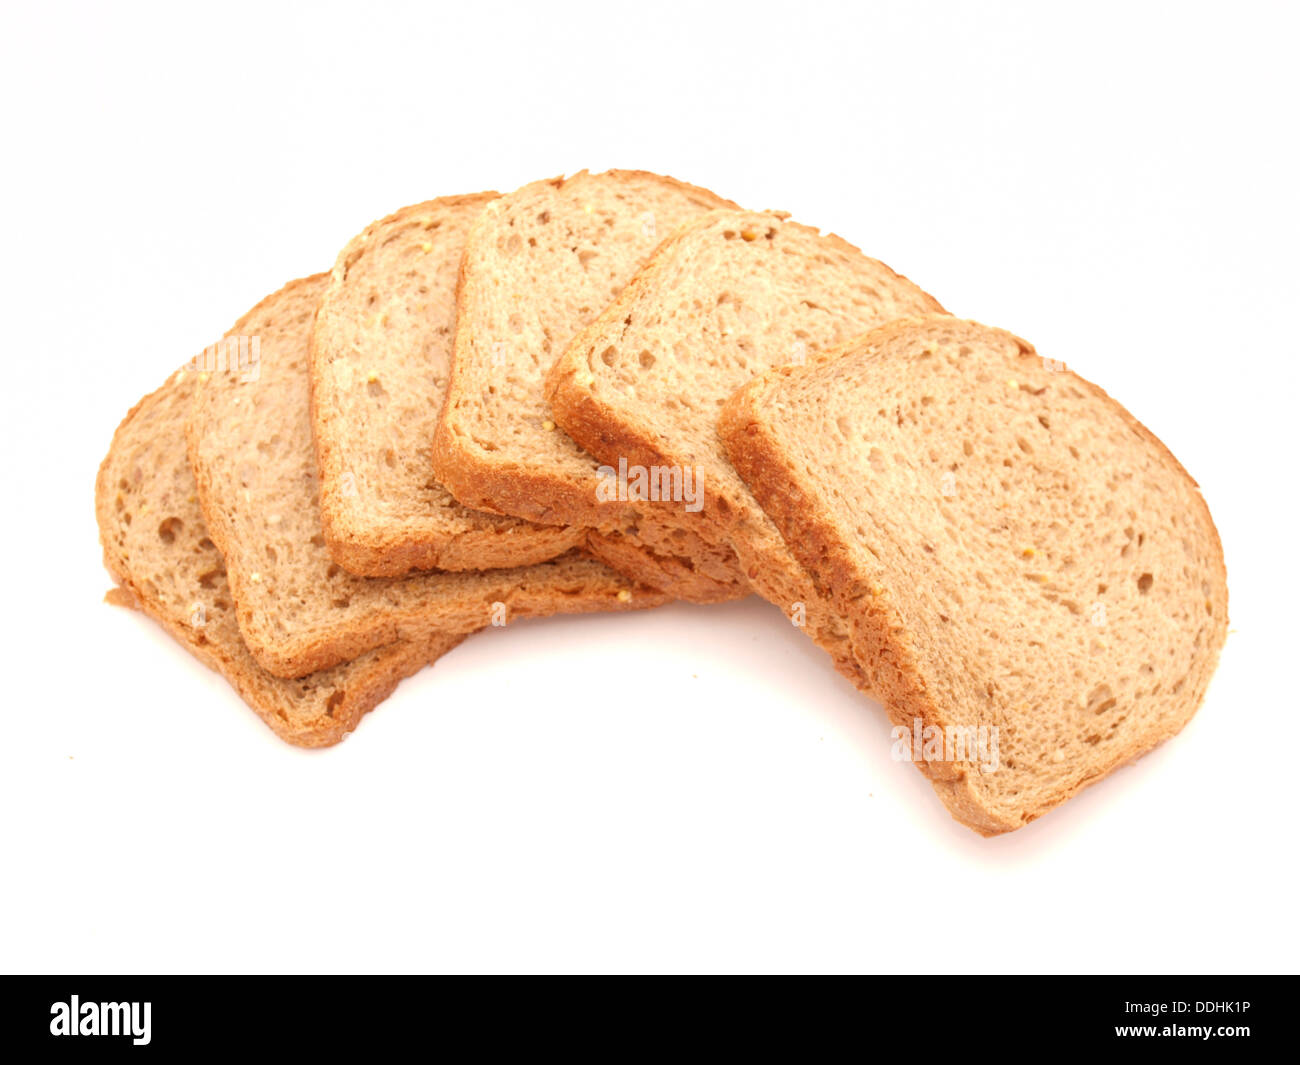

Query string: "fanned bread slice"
[431, 170, 744, 602]
[311, 193, 584, 577]
[188, 274, 668, 679]
[96, 370, 464, 748]
[544, 208, 943, 674]
[720, 317, 1229, 835]
[434, 170, 736, 522]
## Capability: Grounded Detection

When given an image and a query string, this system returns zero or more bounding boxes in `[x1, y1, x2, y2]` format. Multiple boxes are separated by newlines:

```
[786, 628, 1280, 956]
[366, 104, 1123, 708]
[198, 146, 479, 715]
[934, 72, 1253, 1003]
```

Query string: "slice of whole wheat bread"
[720, 316, 1229, 834]
[311, 192, 585, 576]
[431, 170, 745, 602]
[187, 274, 669, 679]
[96, 369, 465, 747]
[544, 208, 943, 675]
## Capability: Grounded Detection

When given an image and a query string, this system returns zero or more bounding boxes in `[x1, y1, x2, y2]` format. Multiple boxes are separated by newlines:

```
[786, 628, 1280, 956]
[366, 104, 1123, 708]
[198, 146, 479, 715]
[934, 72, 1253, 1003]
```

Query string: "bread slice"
[311, 192, 585, 577]
[544, 208, 943, 677]
[720, 316, 1229, 834]
[431, 170, 744, 601]
[188, 274, 668, 679]
[96, 370, 464, 748]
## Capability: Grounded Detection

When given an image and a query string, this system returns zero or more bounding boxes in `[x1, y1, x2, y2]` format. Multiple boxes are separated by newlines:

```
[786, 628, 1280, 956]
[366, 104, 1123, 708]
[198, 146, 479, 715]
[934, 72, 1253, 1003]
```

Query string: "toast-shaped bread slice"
[545, 208, 942, 674]
[96, 370, 464, 747]
[311, 193, 585, 576]
[188, 274, 668, 678]
[720, 317, 1229, 834]
[432, 170, 745, 602]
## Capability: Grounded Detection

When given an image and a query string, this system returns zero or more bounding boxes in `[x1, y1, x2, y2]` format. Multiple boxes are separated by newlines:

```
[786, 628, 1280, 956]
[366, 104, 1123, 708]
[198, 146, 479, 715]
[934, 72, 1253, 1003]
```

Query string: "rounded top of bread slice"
[720, 316, 1228, 834]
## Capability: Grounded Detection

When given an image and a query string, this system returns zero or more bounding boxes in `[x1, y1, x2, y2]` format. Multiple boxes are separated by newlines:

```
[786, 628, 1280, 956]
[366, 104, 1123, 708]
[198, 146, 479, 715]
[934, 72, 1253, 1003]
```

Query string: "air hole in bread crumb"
[1137, 573, 1154, 593]
[325, 690, 346, 717]
[266, 545, 277, 563]
[326, 563, 341, 579]
[158, 517, 183, 544]
[600, 346, 617, 367]
[639, 350, 655, 369]
[1086, 684, 1117, 715]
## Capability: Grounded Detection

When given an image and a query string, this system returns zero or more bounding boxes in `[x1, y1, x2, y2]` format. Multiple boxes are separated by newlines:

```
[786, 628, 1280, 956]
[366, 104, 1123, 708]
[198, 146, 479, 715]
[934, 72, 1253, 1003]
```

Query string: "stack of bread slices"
[96, 170, 1227, 835]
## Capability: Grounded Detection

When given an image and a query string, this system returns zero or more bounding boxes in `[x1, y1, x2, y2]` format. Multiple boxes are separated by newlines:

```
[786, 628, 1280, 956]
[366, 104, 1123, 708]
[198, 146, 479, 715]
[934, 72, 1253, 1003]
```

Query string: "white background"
[1, 0, 1295, 974]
